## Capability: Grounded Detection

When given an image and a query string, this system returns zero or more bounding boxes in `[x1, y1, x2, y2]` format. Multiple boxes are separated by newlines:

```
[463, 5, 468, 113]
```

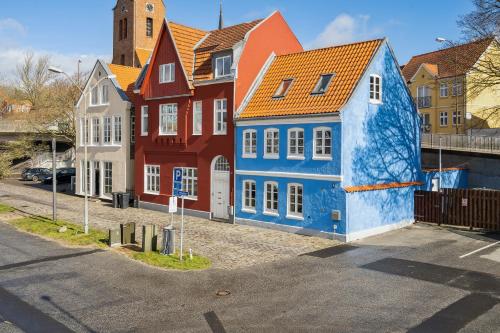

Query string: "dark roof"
[402, 38, 494, 81]
[195, 19, 262, 53]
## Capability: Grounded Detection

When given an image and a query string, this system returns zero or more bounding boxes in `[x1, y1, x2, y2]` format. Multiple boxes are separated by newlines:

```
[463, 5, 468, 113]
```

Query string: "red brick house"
[134, 11, 302, 219]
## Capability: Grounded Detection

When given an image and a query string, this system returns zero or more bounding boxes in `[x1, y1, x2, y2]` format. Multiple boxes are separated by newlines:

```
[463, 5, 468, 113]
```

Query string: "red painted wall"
[235, 11, 303, 110]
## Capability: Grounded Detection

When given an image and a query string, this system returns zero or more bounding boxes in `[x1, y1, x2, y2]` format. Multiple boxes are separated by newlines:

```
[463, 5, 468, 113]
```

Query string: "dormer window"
[312, 74, 334, 95]
[273, 79, 294, 98]
[159, 63, 175, 83]
[215, 55, 232, 78]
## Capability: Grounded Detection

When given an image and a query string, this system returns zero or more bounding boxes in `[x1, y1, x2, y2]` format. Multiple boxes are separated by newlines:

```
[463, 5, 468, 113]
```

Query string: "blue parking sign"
[174, 168, 183, 182]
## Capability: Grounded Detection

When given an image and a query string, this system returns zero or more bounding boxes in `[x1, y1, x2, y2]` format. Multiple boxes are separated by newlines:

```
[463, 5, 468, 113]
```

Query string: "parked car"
[41, 168, 76, 185]
[21, 168, 52, 182]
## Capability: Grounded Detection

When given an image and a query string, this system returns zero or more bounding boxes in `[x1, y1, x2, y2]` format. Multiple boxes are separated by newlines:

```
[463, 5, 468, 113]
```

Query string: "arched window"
[214, 156, 230, 172]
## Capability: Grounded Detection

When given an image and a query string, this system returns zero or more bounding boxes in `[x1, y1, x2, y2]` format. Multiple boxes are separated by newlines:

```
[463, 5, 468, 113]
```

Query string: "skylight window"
[273, 79, 294, 98]
[312, 73, 335, 95]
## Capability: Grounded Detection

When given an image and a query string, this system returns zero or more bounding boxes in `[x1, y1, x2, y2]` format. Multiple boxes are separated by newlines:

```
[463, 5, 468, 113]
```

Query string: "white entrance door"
[211, 156, 230, 220]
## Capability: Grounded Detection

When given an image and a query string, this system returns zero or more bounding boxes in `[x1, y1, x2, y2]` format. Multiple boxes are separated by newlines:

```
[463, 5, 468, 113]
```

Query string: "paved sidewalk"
[0, 179, 336, 270]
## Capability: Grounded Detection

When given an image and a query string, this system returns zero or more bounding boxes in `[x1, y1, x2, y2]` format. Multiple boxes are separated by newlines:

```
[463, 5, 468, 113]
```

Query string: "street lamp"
[48, 65, 115, 234]
[48, 124, 58, 221]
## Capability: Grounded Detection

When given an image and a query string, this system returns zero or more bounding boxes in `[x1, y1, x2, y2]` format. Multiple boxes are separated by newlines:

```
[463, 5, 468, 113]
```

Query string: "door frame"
[210, 155, 230, 220]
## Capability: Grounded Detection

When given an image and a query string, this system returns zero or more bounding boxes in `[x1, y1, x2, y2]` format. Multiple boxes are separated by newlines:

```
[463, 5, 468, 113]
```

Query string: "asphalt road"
[0, 221, 499, 332]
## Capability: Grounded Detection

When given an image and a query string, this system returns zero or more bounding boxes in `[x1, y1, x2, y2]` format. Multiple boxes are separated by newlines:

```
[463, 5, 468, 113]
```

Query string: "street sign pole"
[180, 196, 184, 262]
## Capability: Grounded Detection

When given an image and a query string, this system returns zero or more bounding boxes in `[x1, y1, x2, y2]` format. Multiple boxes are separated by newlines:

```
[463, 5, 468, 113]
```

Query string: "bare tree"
[15, 52, 51, 110]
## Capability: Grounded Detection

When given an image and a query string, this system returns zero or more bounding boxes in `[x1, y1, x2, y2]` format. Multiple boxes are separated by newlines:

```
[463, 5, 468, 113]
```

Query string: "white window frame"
[215, 55, 232, 78]
[263, 181, 279, 216]
[103, 161, 113, 195]
[159, 63, 175, 83]
[213, 99, 227, 135]
[101, 84, 109, 104]
[113, 116, 122, 144]
[242, 180, 256, 213]
[90, 86, 99, 106]
[178, 167, 198, 200]
[313, 127, 332, 160]
[287, 128, 305, 160]
[264, 128, 279, 159]
[144, 165, 160, 194]
[242, 129, 257, 158]
[159, 103, 178, 136]
[287, 183, 303, 220]
[103, 116, 112, 145]
[192, 101, 202, 135]
[440, 112, 448, 127]
[440, 82, 448, 98]
[369, 74, 382, 104]
[141, 105, 149, 136]
[92, 117, 100, 145]
[452, 81, 463, 96]
[452, 111, 462, 126]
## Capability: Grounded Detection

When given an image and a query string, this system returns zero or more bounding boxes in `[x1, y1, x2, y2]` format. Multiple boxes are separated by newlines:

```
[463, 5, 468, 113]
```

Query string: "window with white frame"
[440, 82, 448, 97]
[181, 168, 198, 199]
[264, 128, 279, 158]
[215, 55, 232, 78]
[242, 180, 256, 212]
[452, 81, 463, 96]
[160, 104, 177, 135]
[264, 181, 278, 215]
[81, 160, 91, 194]
[453, 111, 462, 126]
[101, 84, 109, 104]
[103, 117, 112, 144]
[92, 118, 100, 145]
[273, 79, 294, 98]
[440, 112, 448, 127]
[369, 74, 382, 103]
[79, 118, 89, 146]
[287, 183, 303, 219]
[91, 86, 99, 105]
[144, 165, 160, 194]
[287, 128, 304, 159]
[104, 162, 112, 195]
[242, 129, 257, 158]
[141, 105, 149, 135]
[193, 101, 202, 135]
[312, 73, 335, 95]
[114, 116, 122, 143]
[159, 63, 175, 83]
[214, 99, 227, 135]
[314, 127, 332, 159]
[85, 118, 89, 144]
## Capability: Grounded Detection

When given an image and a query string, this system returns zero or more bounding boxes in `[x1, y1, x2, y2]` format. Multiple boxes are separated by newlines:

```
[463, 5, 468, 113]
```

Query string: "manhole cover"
[216, 290, 231, 296]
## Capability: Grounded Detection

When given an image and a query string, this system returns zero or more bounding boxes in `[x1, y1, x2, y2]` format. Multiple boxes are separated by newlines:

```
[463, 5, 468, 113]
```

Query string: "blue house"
[234, 39, 421, 241]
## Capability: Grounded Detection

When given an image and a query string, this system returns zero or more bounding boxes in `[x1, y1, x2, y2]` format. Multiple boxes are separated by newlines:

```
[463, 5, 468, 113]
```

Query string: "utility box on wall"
[331, 210, 341, 221]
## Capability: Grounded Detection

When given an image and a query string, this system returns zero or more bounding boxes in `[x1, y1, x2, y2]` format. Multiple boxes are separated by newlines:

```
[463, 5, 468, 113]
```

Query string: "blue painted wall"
[340, 41, 420, 234]
[421, 169, 469, 191]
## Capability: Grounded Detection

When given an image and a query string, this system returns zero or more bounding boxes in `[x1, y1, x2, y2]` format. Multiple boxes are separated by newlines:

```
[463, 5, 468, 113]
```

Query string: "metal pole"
[180, 196, 184, 261]
[439, 137, 442, 192]
[84, 92, 89, 234]
[52, 136, 57, 221]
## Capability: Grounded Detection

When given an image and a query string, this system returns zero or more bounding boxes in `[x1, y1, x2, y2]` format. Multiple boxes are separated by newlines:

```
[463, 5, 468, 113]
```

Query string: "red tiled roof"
[344, 181, 423, 193]
[402, 38, 493, 82]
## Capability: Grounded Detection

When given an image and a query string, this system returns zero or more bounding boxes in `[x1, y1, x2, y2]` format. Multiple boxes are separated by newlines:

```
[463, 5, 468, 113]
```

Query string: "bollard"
[161, 226, 175, 255]
[120, 222, 136, 245]
[142, 224, 158, 252]
[108, 228, 121, 247]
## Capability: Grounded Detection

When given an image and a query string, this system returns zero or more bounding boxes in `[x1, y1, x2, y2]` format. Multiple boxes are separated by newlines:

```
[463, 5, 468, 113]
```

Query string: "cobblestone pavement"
[0, 179, 337, 270]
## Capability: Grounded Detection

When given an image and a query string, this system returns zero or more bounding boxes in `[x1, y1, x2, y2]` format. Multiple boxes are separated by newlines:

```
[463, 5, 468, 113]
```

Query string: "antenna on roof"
[218, 0, 224, 30]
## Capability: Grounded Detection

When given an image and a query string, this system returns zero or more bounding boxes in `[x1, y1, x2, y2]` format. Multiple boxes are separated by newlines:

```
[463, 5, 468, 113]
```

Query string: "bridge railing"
[422, 133, 500, 154]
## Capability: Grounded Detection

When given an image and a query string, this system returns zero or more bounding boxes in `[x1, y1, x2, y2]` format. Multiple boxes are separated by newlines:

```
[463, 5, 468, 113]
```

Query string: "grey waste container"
[120, 192, 130, 209]
[161, 227, 175, 255]
[112, 192, 120, 208]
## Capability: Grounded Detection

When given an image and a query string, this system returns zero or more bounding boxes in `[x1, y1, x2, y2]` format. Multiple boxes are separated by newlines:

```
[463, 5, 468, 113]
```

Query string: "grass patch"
[9, 216, 108, 248]
[0, 203, 14, 213]
[132, 251, 211, 270]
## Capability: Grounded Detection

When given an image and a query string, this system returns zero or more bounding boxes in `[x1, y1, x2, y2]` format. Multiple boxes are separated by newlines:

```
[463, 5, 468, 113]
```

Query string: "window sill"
[192, 133, 202, 136]
[313, 156, 332, 161]
[287, 155, 305, 161]
[144, 191, 160, 196]
[263, 155, 279, 160]
[286, 214, 304, 221]
[213, 132, 228, 136]
[159, 81, 175, 84]
[263, 211, 279, 217]
[141, 133, 148, 136]
[242, 208, 256, 214]
[369, 100, 382, 105]
[159, 133, 177, 136]
[242, 154, 256, 159]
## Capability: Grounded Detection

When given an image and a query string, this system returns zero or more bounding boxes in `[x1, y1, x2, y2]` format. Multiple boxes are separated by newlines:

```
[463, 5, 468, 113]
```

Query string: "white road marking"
[460, 241, 500, 259]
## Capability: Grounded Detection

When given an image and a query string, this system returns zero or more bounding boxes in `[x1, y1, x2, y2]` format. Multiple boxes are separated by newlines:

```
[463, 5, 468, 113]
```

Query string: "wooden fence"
[414, 189, 500, 231]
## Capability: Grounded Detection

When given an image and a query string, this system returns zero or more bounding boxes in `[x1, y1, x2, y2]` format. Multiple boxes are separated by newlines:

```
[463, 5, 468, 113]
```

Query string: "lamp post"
[48, 66, 115, 234]
[48, 124, 59, 221]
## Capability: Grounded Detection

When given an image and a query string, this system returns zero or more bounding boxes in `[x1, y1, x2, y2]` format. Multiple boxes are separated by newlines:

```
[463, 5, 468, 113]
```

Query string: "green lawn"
[0, 203, 14, 213]
[132, 251, 211, 270]
[9, 216, 108, 248]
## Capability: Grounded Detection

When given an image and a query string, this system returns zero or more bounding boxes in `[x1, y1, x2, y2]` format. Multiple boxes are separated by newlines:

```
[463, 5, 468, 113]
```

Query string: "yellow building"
[402, 38, 499, 134]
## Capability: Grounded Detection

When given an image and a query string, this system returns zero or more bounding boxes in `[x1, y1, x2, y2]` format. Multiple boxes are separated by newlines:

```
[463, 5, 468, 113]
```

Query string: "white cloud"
[0, 18, 27, 35]
[307, 13, 382, 49]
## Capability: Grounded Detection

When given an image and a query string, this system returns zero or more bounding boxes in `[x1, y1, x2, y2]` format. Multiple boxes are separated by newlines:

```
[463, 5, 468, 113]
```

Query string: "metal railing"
[416, 96, 432, 108]
[422, 133, 500, 154]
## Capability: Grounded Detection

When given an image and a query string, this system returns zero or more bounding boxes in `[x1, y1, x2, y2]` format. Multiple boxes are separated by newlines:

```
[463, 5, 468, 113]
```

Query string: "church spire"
[218, 1, 224, 30]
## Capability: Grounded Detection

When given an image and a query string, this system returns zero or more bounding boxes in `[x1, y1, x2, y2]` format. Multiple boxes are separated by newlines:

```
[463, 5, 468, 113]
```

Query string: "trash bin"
[161, 226, 175, 255]
[120, 192, 130, 209]
[133, 196, 139, 208]
[112, 192, 120, 208]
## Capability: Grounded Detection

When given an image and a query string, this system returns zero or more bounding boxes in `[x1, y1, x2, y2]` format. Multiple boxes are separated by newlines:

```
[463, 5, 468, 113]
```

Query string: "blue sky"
[0, 0, 474, 80]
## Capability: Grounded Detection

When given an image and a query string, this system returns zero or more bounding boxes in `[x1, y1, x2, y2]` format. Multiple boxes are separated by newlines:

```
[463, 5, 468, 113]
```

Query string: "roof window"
[273, 78, 294, 98]
[312, 73, 335, 95]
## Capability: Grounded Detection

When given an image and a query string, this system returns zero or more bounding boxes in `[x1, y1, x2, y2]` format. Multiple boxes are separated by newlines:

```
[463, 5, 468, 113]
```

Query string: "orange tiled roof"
[344, 181, 423, 193]
[135, 48, 152, 68]
[108, 64, 142, 101]
[402, 38, 493, 82]
[193, 20, 263, 81]
[168, 22, 207, 80]
[239, 39, 384, 118]
[421, 63, 439, 77]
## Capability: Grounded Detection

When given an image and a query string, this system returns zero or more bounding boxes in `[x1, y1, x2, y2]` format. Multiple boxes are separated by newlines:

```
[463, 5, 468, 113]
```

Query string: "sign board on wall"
[462, 198, 468, 207]
[169, 196, 178, 213]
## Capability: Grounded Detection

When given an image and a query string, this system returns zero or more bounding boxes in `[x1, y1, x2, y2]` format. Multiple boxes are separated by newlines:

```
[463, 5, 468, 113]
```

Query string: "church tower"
[112, 0, 165, 68]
